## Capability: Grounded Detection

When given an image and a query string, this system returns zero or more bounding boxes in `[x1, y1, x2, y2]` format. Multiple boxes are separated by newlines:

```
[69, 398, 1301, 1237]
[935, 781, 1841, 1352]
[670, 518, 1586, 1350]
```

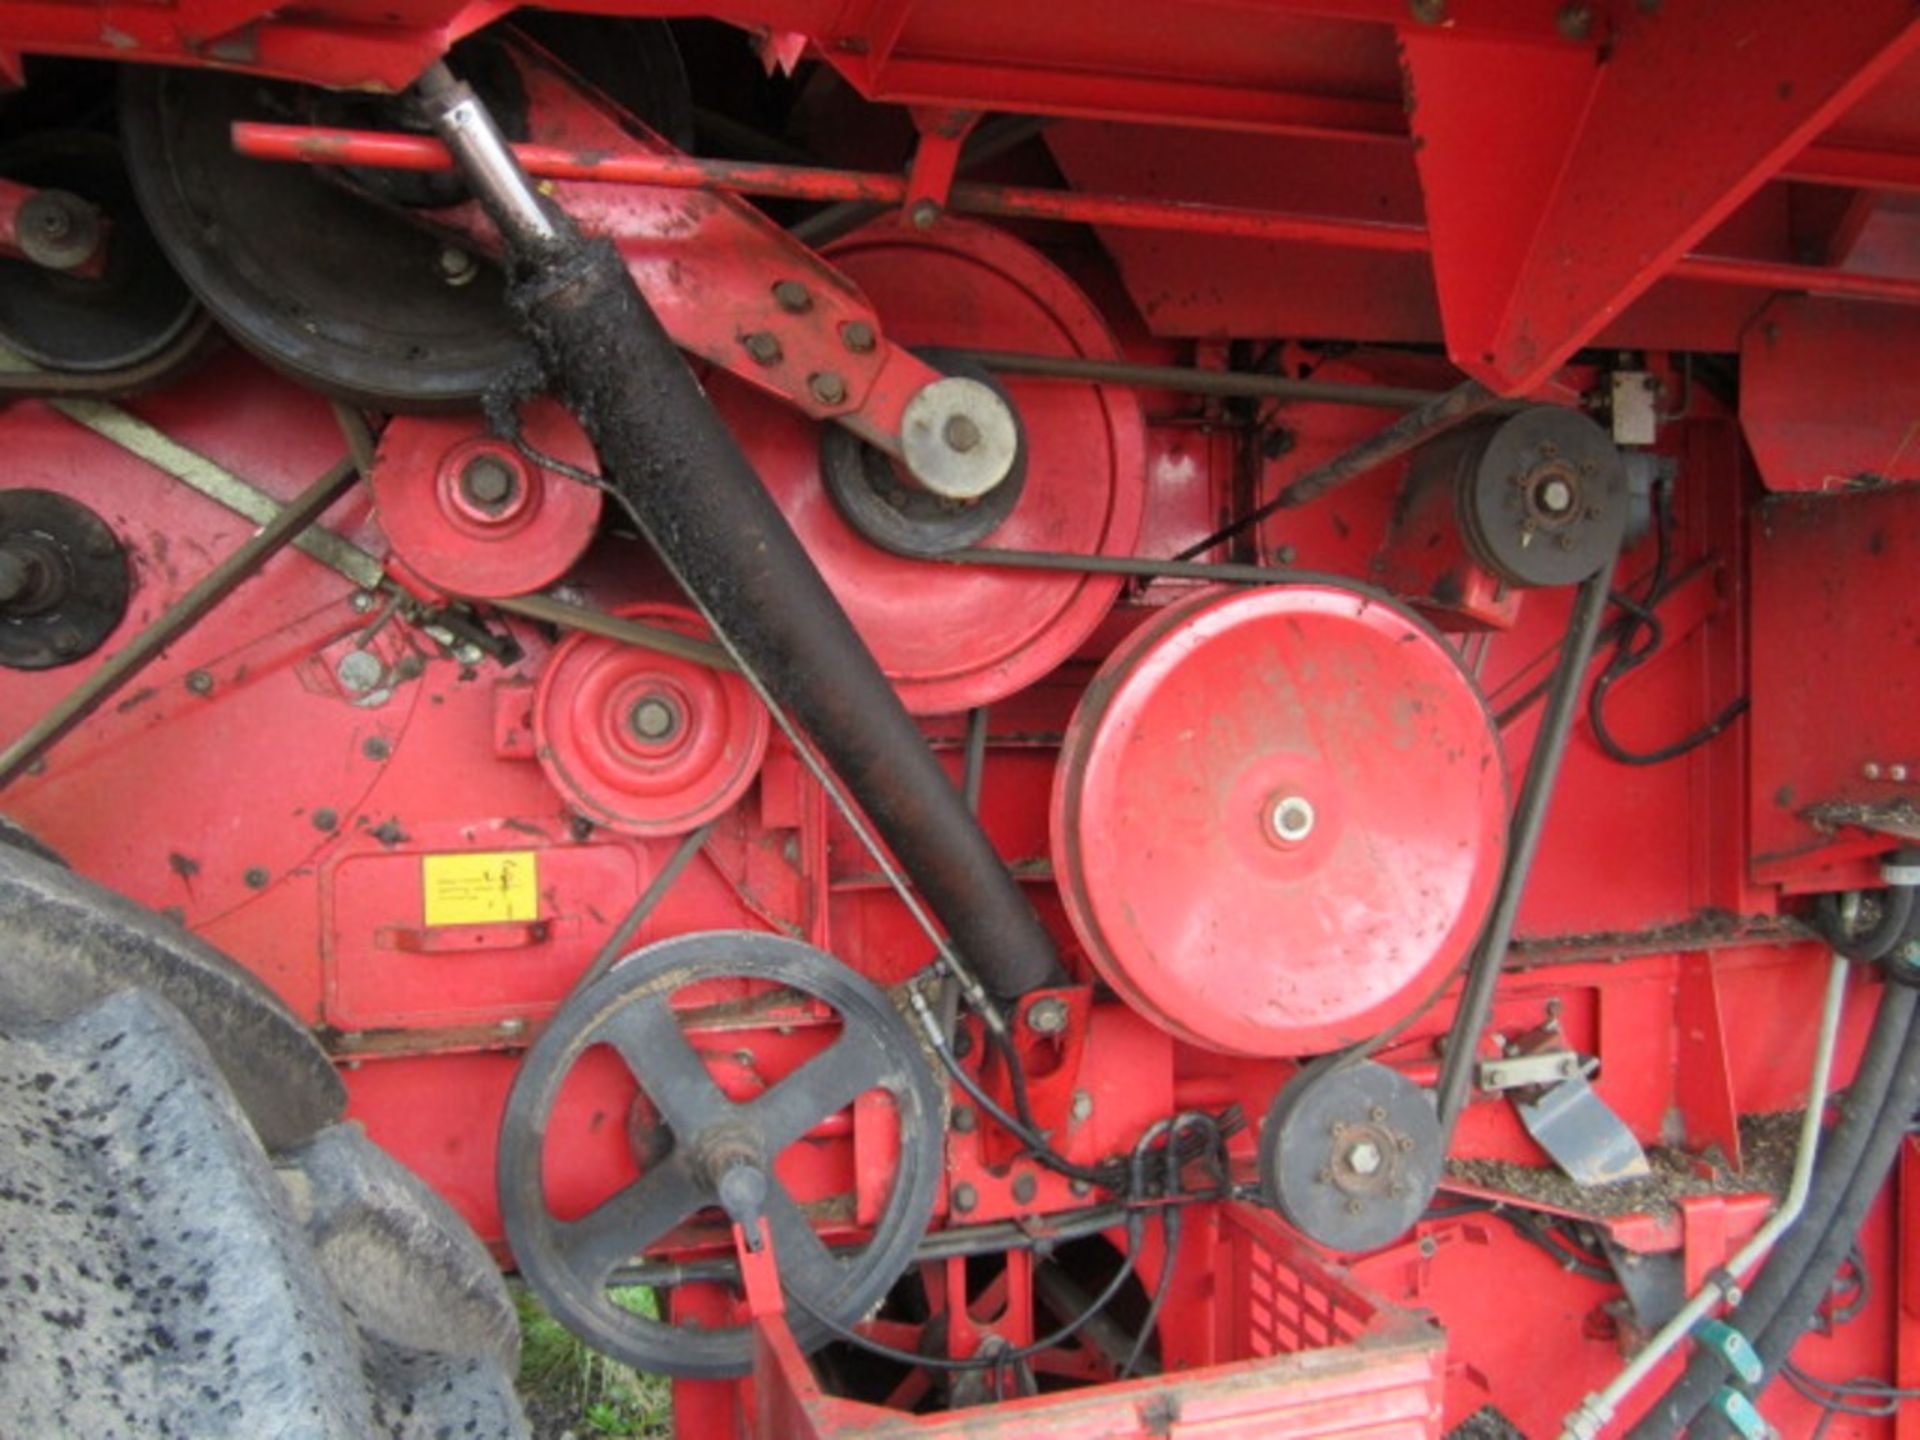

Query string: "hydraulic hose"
[418, 65, 1062, 999]
[1686, 987, 1920, 1437]
[1624, 977, 1919, 1439]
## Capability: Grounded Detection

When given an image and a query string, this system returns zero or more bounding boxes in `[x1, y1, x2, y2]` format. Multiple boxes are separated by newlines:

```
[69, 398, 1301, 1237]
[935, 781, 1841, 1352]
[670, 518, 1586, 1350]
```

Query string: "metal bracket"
[1477, 1049, 1587, 1092]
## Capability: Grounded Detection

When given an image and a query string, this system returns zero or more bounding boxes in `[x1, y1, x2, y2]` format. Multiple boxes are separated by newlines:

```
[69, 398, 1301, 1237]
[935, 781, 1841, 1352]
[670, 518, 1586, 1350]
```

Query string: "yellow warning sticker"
[422, 851, 539, 927]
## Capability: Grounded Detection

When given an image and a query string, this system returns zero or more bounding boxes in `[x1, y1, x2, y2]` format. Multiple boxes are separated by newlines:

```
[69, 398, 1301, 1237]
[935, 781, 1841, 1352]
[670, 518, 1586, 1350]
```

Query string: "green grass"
[514, 1283, 673, 1438]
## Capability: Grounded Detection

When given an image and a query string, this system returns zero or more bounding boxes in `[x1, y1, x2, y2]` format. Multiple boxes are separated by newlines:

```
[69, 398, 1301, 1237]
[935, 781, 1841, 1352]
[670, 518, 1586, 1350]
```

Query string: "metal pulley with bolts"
[1417, 405, 1631, 588]
[0, 489, 128, 670]
[497, 932, 945, 1377]
[370, 400, 603, 597]
[534, 603, 769, 837]
[1052, 581, 1509, 1057]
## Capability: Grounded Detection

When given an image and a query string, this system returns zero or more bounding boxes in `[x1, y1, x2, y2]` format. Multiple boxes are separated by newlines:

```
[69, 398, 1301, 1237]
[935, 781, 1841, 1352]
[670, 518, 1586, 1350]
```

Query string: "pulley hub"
[0, 489, 128, 670]
[716, 219, 1145, 715]
[1052, 582, 1508, 1057]
[534, 605, 769, 837]
[370, 401, 602, 598]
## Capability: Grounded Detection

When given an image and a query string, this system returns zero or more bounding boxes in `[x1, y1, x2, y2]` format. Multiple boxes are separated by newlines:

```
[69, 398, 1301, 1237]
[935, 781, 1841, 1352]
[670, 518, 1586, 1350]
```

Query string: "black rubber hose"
[1814, 885, 1917, 965]
[1687, 996, 1920, 1437]
[1625, 981, 1920, 1439]
[490, 241, 1063, 999]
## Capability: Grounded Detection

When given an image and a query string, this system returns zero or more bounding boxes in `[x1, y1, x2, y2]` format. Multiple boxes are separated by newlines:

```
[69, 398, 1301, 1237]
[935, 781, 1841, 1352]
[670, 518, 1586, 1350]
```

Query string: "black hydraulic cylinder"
[423, 70, 1062, 998]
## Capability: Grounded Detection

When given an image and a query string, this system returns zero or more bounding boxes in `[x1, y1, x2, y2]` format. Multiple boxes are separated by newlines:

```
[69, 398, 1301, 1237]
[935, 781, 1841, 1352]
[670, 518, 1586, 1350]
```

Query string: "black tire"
[0, 840, 530, 1437]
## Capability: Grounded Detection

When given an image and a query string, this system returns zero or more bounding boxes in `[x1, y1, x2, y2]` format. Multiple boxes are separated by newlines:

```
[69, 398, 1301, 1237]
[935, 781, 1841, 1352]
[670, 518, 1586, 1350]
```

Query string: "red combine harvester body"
[0, 5, 1918, 1437]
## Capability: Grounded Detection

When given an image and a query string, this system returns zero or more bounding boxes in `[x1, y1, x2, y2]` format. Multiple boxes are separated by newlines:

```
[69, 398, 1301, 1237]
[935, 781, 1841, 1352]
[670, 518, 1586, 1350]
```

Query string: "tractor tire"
[0, 838, 531, 1438]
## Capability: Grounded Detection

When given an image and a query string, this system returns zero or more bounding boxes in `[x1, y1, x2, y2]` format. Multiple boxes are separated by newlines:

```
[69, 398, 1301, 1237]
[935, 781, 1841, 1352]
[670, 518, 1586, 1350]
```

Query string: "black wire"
[1586, 479, 1748, 766]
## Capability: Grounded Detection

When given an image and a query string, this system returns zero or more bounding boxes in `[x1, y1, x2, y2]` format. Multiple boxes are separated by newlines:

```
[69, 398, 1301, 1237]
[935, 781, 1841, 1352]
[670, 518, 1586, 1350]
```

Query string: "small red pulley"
[1052, 583, 1509, 1057]
[534, 604, 770, 838]
[371, 399, 602, 597]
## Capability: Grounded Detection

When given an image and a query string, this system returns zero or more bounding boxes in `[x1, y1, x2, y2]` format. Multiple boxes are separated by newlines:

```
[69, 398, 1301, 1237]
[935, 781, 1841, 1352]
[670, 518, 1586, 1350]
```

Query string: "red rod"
[231, 121, 1920, 303]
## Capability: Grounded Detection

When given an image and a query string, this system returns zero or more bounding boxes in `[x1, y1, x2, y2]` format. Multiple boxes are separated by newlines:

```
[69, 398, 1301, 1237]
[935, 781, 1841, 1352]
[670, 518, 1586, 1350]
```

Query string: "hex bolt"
[1346, 1139, 1384, 1177]
[243, 866, 270, 890]
[1864, 762, 1884, 780]
[454, 642, 485, 667]
[1407, 0, 1447, 21]
[951, 1105, 977, 1133]
[839, 320, 877, 353]
[809, 372, 848, 407]
[1538, 478, 1575, 514]
[185, 669, 214, 696]
[349, 591, 377, 614]
[1069, 1089, 1094, 1123]
[1893, 765, 1911, 784]
[311, 808, 339, 833]
[772, 280, 813, 314]
[362, 736, 391, 761]
[1069, 1178, 1093, 1198]
[336, 648, 385, 696]
[1557, 1, 1594, 39]
[1418, 1235, 1439, 1259]
[1556, 534, 1577, 550]
[942, 414, 983, 454]
[1011, 1171, 1037, 1206]
[742, 331, 783, 367]
[437, 245, 479, 286]
[1345, 1198, 1364, 1215]
[909, 199, 941, 230]
[952, 1182, 978, 1214]
[1026, 996, 1070, 1035]
[460, 454, 518, 509]
[1370, 1106, 1388, 1123]
[1397, 1134, 1416, 1151]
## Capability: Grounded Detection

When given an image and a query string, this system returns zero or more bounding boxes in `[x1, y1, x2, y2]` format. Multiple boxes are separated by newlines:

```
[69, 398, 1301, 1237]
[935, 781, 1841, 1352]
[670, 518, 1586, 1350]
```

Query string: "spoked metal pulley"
[498, 932, 945, 1378]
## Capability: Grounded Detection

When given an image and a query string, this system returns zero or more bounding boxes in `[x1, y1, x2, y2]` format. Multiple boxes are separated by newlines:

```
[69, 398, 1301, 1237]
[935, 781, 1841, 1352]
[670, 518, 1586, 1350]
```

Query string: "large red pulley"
[1052, 583, 1509, 1057]
[712, 219, 1146, 716]
[371, 399, 602, 598]
[534, 605, 769, 837]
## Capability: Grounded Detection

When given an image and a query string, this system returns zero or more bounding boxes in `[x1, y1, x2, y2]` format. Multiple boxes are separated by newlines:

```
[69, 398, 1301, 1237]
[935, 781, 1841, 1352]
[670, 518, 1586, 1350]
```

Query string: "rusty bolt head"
[809, 372, 848, 407]
[772, 279, 812, 314]
[742, 331, 783, 367]
[952, 1182, 978, 1214]
[1345, 1198, 1364, 1215]
[839, 320, 877, 354]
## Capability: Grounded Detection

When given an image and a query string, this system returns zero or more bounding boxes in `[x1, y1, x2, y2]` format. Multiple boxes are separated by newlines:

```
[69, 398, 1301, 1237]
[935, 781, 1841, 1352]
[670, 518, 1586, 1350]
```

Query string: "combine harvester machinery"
[2, 3, 1920, 1436]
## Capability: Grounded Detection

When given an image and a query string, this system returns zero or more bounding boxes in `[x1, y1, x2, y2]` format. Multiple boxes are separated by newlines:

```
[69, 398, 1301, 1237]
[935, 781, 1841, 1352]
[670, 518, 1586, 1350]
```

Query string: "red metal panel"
[1401, 1, 1920, 394]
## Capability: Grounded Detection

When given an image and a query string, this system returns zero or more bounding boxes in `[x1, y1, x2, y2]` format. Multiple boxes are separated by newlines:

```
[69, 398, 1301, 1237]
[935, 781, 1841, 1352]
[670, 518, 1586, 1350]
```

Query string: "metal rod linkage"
[0, 456, 362, 789]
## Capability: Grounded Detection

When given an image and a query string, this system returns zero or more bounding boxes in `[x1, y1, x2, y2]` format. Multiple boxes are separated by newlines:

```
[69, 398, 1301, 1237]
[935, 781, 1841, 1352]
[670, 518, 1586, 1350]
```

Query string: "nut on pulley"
[1412, 406, 1631, 588]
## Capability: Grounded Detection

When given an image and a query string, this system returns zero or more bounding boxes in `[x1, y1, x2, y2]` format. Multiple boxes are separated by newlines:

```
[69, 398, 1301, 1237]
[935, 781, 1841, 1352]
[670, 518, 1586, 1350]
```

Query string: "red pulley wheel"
[1051, 583, 1509, 1057]
[535, 605, 770, 837]
[712, 219, 1146, 715]
[371, 398, 602, 597]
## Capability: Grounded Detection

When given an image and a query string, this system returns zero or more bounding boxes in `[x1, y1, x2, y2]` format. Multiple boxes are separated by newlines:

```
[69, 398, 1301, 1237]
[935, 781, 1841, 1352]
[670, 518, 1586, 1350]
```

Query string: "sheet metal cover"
[1052, 583, 1507, 1056]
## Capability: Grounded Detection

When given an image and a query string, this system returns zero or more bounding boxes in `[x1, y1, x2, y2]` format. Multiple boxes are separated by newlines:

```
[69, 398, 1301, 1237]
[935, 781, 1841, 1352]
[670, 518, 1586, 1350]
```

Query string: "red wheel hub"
[535, 605, 770, 837]
[371, 399, 602, 598]
[712, 219, 1146, 715]
[1052, 583, 1509, 1056]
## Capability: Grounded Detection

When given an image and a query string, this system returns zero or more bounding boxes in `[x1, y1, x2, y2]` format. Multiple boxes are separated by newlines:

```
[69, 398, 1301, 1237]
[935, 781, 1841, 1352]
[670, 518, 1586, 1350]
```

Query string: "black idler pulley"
[820, 348, 1028, 557]
[0, 131, 197, 373]
[0, 489, 129, 670]
[1259, 1057, 1443, 1252]
[118, 25, 689, 409]
[1415, 405, 1630, 588]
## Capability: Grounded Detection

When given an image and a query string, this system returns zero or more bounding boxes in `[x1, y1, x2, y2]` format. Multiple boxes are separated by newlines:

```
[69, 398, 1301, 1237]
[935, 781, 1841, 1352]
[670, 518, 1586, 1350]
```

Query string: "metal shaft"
[425, 77, 1063, 999]
[0, 457, 361, 789]
[1433, 561, 1617, 1130]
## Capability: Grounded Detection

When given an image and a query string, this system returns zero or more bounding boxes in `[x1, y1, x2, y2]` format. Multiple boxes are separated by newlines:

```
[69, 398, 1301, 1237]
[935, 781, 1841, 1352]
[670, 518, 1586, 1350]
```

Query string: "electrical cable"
[1585, 479, 1747, 766]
